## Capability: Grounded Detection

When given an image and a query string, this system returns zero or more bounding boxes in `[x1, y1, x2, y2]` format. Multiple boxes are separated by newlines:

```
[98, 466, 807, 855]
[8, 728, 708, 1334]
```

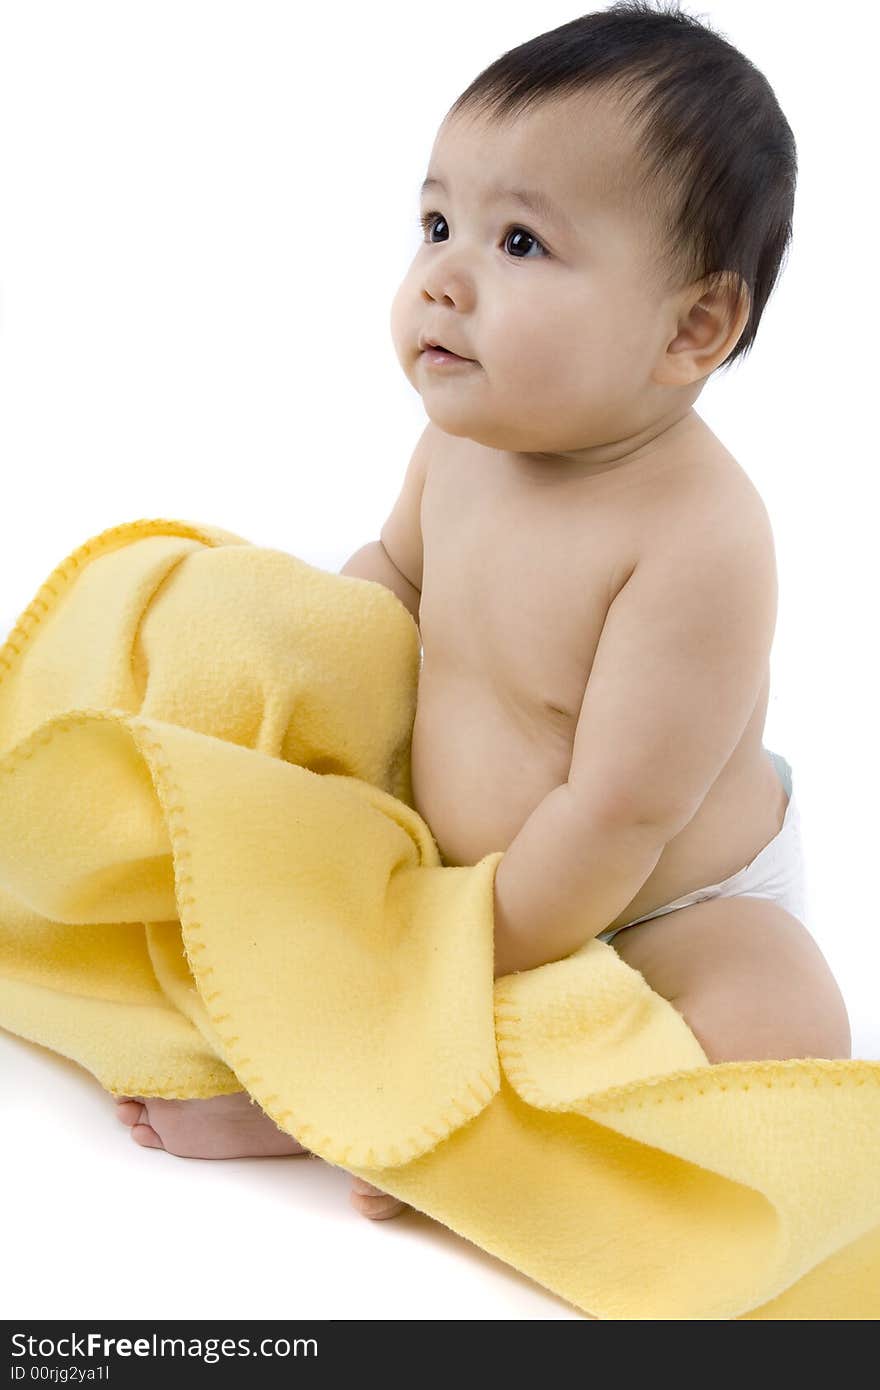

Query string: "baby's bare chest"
[419, 448, 642, 723]
[409, 432, 753, 870]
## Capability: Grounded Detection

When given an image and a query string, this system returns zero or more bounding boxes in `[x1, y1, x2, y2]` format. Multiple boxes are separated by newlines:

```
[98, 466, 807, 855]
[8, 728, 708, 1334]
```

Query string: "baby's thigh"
[610, 896, 852, 1064]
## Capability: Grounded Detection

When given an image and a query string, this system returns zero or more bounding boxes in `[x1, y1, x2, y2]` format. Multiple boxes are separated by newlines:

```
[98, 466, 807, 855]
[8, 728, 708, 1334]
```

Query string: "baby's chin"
[419, 404, 562, 455]
[421, 411, 504, 449]
[416, 395, 483, 442]
[412, 363, 591, 453]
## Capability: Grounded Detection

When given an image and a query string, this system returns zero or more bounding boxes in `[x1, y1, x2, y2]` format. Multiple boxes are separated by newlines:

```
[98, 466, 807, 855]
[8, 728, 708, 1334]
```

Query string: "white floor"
[3, 996, 876, 1321]
[1, 1031, 587, 1321]
[2, 937, 876, 1321]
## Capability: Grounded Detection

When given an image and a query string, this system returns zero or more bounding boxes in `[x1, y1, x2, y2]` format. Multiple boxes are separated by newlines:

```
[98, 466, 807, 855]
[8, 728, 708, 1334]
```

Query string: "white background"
[1, 0, 877, 1321]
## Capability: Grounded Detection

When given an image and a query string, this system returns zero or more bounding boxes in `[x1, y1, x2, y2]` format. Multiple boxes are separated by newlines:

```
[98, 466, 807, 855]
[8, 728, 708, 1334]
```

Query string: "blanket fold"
[1, 518, 877, 1320]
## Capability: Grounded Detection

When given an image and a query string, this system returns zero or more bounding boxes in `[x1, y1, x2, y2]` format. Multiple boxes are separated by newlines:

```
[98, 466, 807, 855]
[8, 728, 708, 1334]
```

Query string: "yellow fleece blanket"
[1, 518, 878, 1321]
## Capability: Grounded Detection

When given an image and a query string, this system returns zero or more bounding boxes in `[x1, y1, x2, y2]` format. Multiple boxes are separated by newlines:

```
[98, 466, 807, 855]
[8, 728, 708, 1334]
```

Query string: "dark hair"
[445, 1, 797, 373]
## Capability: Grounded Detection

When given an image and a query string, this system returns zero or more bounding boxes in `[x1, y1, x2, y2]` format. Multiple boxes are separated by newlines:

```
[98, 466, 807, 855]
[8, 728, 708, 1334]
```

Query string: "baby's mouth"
[421, 342, 476, 363]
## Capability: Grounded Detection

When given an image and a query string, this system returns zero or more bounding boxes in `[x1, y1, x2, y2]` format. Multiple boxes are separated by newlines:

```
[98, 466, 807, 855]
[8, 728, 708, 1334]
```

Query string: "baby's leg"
[610, 894, 851, 1063]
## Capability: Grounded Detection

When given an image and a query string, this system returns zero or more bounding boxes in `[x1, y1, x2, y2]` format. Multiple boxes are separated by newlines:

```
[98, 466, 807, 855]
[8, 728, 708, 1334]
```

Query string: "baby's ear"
[656, 271, 750, 386]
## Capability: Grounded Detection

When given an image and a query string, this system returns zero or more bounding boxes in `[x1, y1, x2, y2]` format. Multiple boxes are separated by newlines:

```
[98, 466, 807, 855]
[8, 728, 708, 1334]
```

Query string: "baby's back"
[412, 420, 788, 932]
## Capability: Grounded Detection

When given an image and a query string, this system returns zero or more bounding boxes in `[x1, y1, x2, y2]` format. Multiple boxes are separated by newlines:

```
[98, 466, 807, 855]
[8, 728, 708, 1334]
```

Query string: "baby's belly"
[410, 677, 574, 869]
[411, 671, 788, 929]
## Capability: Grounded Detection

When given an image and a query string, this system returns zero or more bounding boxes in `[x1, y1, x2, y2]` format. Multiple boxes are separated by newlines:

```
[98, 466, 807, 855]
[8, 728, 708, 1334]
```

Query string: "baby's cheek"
[388, 282, 416, 353]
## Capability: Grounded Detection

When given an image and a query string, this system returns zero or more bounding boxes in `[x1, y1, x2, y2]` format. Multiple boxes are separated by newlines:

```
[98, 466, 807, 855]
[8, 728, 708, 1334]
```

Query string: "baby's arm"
[493, 519, 777, 977]
[339, 423, 434, 631]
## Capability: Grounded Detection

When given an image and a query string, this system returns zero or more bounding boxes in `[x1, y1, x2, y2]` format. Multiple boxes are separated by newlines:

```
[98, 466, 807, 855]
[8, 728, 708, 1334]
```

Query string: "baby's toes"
[130, 1120, 165, 1150]
[349, 1177, 408, 1221]
[111, 1095, 165, 1149]
[114, 1097, 145, 1128]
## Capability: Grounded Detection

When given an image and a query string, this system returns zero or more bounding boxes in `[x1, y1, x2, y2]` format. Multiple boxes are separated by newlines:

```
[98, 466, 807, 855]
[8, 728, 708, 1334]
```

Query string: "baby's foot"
[113, 1090, 311, 1160]
[114, 1091, 409, 1218]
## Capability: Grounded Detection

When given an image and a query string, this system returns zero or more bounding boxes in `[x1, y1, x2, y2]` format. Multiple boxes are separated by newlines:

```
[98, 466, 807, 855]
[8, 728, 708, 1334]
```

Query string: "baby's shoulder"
[637, 450, 777, 608]
[653, 446, 773, 545]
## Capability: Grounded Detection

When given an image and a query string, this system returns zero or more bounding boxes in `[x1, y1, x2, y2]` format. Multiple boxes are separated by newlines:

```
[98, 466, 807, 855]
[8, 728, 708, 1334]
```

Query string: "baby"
[115, 3, 851, 1219]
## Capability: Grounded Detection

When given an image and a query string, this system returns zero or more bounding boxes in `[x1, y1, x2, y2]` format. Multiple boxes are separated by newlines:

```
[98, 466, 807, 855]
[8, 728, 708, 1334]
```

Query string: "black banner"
[3, 1320, 555, 1383]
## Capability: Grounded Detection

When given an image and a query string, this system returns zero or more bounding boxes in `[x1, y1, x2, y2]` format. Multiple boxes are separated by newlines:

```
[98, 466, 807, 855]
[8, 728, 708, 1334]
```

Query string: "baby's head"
[390, 1, 797, 468]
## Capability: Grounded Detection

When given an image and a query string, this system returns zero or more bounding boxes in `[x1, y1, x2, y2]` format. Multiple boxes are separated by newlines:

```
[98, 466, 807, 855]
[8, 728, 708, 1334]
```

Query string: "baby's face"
[390, 92, 699, 462]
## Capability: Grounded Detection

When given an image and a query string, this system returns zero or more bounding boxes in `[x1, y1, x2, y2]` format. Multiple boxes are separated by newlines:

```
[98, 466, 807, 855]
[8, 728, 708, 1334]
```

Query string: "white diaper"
[596, 748, 808, 947]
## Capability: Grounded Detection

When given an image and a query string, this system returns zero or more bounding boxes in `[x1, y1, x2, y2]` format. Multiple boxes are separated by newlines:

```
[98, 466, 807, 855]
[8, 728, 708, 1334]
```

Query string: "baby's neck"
[504, 406, 702, 484]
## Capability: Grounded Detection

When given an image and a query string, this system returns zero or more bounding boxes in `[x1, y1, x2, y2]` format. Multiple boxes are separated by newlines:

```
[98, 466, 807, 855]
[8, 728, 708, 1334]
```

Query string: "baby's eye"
[418, 210, 549, 259]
